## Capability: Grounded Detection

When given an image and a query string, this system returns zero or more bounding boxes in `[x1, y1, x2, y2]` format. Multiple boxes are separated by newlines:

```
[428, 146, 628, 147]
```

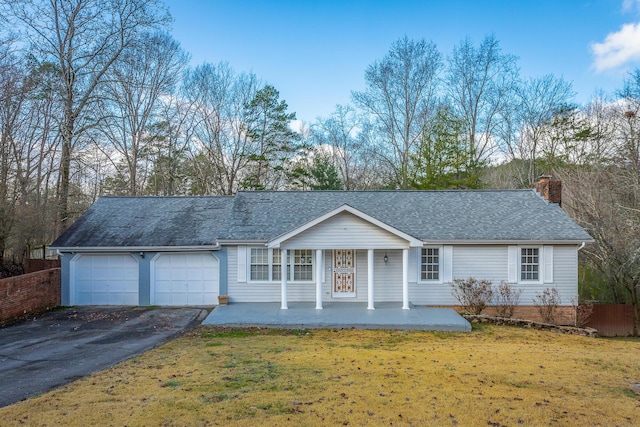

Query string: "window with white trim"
[272, 248, 282, 281]
[421, 247, 440, 281]
[250, 248, 269, 281]
[249, 248, 313, 282]
[293, 249, 314, 281]
[520, 247, 539, 281]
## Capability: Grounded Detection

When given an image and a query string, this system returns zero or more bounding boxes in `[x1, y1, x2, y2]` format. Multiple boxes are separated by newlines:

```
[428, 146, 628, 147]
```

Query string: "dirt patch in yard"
[1, 325, 639, 426]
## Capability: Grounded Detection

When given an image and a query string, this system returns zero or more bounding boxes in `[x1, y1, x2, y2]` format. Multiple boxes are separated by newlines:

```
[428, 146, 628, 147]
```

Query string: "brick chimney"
[532, 175, 562, 206]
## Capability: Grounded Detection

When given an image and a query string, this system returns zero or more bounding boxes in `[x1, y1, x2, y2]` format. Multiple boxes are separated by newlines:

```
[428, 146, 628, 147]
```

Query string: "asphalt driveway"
[0, 306, 209, 408]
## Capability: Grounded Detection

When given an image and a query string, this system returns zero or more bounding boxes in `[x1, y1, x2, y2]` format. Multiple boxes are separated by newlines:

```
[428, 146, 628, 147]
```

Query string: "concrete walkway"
[202, 303, 471, 332]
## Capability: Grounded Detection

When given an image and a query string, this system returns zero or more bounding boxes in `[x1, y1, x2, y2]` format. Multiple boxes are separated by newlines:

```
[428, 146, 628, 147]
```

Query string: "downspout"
[577, 242, 585, 251]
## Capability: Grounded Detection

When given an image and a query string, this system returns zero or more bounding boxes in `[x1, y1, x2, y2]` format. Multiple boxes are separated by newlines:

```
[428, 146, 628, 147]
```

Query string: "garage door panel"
[154, 281, 173, 293]
[187, 269, 204, 281]
[152, 253, 219, 306]
[73, 254, 139, 305]
[155, 268, 172, 281]
[171, 269, 187, 280]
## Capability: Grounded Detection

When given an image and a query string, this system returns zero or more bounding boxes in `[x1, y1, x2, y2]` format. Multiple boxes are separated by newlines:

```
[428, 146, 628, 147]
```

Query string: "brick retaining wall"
[0, 268, 61, 324]
[433, 305, 577, 326]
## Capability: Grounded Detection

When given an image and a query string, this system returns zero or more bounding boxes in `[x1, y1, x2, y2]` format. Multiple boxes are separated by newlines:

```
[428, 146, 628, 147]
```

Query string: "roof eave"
[50, 244, 220, 253]
[422, 239, 594, 245]
[267, 204, 423, 248]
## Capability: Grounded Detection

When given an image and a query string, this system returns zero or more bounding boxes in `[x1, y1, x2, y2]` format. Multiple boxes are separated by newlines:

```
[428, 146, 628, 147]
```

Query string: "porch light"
[384, 252, 388, 263]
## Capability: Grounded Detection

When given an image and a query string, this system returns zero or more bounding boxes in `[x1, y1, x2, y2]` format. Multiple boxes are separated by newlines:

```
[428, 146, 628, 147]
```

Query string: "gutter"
[50, 243, 221, 253]
[422, 239, 595, 246]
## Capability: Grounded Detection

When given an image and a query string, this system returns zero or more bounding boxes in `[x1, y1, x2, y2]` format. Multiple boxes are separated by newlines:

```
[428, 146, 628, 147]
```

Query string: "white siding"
[373, 250, 403, 302]
[281, 212, 409, 249]
[226, 244, 579, 307]
[452, 246, 509, 282]
[411, 246, 509, 305]
[227, 246, 315, 302]
[513, 245, 577, 306]
[319, 250, 402, 303]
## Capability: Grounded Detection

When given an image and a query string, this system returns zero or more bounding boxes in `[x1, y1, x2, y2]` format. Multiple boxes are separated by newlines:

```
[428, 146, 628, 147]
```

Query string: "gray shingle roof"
[51, 190, 593, 248]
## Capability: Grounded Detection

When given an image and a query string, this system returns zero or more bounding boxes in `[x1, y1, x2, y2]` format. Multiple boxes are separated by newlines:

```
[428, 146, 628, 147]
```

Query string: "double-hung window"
[520, 247, 539, 281]
[250, 248, 270, 281]
[293, 249, 314, 281]
[421, 247, 440, 281]
[249, 248, 313, 282]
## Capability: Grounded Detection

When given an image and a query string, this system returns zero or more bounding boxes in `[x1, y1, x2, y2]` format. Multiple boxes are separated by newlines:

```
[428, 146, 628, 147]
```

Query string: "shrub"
[572, 299, 594, 327]
[533, 288, 561, 325]
[493, 281, 522, 318]
[451, 277, 493, 315]
[0, 258, 24, 279]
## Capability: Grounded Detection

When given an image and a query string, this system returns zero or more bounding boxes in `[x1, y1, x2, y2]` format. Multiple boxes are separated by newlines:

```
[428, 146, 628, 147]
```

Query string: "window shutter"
[408, 248, 418, 283]
[443, 246, 453, 283]
[508, 246, 518, 283]
[543, 246, 554, 283]
[237, 246, 247, 282]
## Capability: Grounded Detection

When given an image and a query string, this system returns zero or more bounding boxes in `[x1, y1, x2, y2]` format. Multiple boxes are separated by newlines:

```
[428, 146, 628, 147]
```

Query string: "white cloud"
[289, 119, 310, 135]
[590, 22, 640, 72]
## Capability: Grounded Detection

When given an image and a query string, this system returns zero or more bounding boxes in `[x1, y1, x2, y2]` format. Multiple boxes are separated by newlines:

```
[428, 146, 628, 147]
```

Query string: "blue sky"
[165, 0, 640, 124]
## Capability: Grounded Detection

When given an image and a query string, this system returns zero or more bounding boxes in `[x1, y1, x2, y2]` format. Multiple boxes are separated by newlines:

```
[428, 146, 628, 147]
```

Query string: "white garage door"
[72, 254, 139, 305]
[152, 253, 219, 306]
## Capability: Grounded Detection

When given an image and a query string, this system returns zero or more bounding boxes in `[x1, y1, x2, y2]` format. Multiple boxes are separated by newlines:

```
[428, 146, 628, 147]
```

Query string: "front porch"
[202, 303, 471, 332]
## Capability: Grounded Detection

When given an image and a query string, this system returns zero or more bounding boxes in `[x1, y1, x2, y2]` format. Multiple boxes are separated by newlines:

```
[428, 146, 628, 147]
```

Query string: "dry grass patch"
[2, 325, 639, 426]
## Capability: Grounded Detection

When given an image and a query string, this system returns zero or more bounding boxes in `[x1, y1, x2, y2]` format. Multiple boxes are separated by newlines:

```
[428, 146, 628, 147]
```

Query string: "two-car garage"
[70, 252, 219, 306]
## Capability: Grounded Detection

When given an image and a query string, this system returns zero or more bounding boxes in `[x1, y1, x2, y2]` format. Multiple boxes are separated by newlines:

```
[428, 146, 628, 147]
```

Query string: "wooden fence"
[584, 304, 635, 337]
[24, 258, 61, 274]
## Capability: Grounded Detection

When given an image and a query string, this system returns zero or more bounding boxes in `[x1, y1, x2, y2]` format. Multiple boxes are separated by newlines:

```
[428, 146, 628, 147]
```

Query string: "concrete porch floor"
[202, 302, 471, 332]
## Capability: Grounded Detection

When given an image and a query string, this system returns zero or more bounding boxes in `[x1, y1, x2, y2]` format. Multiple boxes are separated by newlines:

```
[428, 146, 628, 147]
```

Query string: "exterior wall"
[224, 244, 580, 307]
[230, 247, 406, 303]
[281, 212, 408, 250]
[372, 250, 403, 302]
[409, 245, 578, 306]
[0, 269, 61, 323]
[228, 246, 294, 302]
[137, 252, 153, 306]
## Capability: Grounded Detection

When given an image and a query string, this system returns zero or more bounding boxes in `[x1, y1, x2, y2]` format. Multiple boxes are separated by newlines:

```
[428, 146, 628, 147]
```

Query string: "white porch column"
[280, 248, 288, 309]
[402, 248, 409, 310]
[315, 249, 323, 309]
[367, 249, 375, 310]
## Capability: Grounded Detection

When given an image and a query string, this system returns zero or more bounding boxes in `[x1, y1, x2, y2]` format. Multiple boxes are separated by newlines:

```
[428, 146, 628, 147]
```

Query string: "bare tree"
[563, 168, 640, 336]
[515, 75, 575, 184]
[352, 37, 442, 189]
[560, 71, 640, 336]
[97, 32, 189, 195]
[5, 0, 170, 231]
[446, 34, 519, 170]
[311, 104, 373, 190]
[182, 62, 261, 195]
[144, 96, 193, 196]
[0, 42, 61, 259]
[0, 42, 25, 257]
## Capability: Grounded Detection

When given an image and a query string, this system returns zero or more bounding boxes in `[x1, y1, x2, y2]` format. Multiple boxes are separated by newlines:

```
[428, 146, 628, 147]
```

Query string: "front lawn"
[1, 325, 639, 426]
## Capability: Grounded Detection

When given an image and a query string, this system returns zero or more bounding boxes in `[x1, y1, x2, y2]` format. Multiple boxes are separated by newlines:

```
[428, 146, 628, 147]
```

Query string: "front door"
[332, 249, 356, 298]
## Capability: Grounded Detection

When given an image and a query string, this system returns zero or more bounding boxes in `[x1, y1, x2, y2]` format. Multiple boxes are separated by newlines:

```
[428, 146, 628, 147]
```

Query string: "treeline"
[0, 1, 638, 323]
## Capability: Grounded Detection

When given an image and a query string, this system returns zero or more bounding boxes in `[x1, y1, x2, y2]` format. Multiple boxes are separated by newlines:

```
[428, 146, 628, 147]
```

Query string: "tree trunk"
[58, 116, 73, 233]
[632, 284, 639, 337]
